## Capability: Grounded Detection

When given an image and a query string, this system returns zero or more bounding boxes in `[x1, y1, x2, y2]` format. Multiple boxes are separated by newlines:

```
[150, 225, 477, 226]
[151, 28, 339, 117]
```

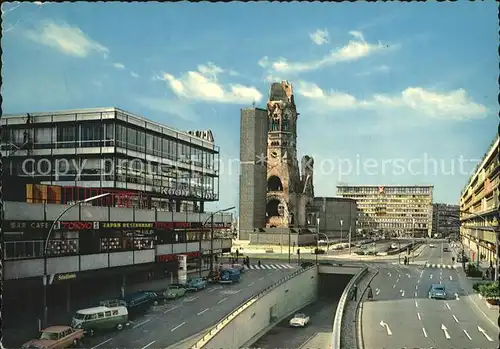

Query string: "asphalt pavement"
[361, 240, 498, 349]
[80, 267, 299, 349]
[250, 299, 338, 349]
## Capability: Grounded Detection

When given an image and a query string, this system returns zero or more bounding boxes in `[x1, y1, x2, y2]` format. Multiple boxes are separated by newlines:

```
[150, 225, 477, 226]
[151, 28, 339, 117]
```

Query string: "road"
[81, 267, 299, 349]
[362, 240, 498, 349]
[250, 300, 337, 349]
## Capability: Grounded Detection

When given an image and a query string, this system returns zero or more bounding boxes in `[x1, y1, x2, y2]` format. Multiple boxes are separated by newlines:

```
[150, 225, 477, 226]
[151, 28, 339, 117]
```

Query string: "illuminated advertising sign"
[101, 222, 154, 229]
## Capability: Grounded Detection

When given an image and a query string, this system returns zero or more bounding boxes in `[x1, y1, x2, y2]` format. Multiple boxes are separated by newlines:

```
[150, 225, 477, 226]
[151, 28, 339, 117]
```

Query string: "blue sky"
[2, 2, 498, 213]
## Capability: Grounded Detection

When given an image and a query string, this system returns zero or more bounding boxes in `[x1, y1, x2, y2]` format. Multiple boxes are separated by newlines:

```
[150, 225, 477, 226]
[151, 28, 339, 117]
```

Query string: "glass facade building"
[1, 107, 220, 212]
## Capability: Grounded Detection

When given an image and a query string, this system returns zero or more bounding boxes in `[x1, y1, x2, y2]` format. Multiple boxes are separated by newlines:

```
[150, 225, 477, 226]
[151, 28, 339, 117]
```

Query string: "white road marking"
[401, 290, 405, 297]
[379, 320, 392, 336]
[441, 324, 450, 339]
[430, 274, 433, 279]
[392, 284, 396, 288]
[259, 276, 264, 280]
[445, 302, 451, 310]
[463, 329, 472, 340]
[140, 341, 155, 349]
[184, 296, 199, 302]
[170, 322, 186, 332]
[90, 338, 112, 349]
[415, 301, 419, 308]
[414, 291, 417, 297]
[422, 327, 428, 337]
[208, 286, 222, 293]
[132, 319, 150, 329]
[406, 273, 411, 278]
[234, 289, 242, 294]
[247, 282, 254, 287]
[477, 326, 493, 342]
[452, 315, 459, 323]
[449, 275, 452, 281]
[417, 312, 421, 320]
[375, 288, 380, 295]
[218, 297, 227, 304]
[415, 285, 418, 290]
[454, 293, 459, 300]
[164, 306, 178, 314]
[197, 308, 209, 316]
[396, 278, 399, 283]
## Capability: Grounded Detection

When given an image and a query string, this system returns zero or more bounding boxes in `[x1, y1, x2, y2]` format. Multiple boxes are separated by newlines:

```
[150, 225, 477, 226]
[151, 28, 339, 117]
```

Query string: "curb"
[356, 270, 379, 349]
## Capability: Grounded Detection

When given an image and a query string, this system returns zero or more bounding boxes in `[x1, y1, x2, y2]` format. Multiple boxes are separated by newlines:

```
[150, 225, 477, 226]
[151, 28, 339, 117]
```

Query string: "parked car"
[428, 284, 447, 300]
[289, 313, 310, 327]
[22, 326, 84, 349]
[72, 305, 128, 336]
[185, 277, 208, 291]
[166, 284, 187, 299]
[102, 292, 152, 317]
[141, 290, 167, 305]
[207, 270, 221, 283]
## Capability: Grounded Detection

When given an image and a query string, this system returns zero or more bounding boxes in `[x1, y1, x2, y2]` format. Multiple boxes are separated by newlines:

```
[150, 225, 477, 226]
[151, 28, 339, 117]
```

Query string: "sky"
[2, 1, 498, 214]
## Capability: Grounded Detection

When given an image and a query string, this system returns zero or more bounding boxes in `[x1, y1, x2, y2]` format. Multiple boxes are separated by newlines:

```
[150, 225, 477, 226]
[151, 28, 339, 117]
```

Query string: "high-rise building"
[336, 185, 433, 237]
[431, 203, 459, 238]
[238, 107, 268, 238]
[459, 135, 499, 265]
[1, 107, 220, 212]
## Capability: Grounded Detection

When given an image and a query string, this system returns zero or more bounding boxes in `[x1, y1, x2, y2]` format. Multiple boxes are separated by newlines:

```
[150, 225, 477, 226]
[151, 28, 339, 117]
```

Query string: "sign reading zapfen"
[160, 186, 216, 200]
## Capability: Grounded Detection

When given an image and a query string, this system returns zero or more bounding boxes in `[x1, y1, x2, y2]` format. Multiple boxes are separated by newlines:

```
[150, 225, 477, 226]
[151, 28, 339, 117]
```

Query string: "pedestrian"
[352, 284, 358, 301]
[258, 260, 261, 267]
[367, 285, 373, 300]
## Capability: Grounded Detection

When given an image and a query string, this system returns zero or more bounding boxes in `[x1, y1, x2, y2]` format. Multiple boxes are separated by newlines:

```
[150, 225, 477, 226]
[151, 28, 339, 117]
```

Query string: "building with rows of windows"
[336, 185, 433, 237]
[1, 107, 220, 212]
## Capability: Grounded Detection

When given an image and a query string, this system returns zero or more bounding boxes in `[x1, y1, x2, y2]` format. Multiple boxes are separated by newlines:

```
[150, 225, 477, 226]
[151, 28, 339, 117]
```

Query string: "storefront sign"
[160, 187, 216, 200]
[154, 222, 192, 230]
[157, 251, 201, 263]
[102, 222, 154, 229]
[56, 273, 77, 281]
[57, 221, 99, 231]
[6, 221, 52, 230]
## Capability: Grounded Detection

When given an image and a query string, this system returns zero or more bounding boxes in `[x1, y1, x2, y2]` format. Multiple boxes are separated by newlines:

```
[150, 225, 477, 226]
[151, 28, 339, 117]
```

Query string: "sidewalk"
[4, 270, 205, 348]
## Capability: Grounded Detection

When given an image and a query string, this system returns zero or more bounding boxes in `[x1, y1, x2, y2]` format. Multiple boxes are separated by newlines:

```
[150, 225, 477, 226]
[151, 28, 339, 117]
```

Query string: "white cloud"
[296, 81, 488, 120]
[310, 29, 329, 46]
[259, 31, 392, 74]
[356, 64, 390, 76]
[24, 20, 109, 58]
[136, 96, 198, 121]
[156, 62, 263, 104]
[113, 62, 126, 69]
[130, 72, 140, 78]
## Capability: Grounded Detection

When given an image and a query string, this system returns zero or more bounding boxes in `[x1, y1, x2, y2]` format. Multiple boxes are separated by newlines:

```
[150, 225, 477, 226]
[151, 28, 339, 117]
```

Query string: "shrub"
[478, 282, 499, 298]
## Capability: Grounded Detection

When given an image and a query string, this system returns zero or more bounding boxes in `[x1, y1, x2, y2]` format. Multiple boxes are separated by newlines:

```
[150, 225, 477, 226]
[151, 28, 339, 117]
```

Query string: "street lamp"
[317, 232, 330, 252]
[460, 209, 498, 281]
[43, 192, 110, 326]
[316, 217, 320, 265]
[205, 206, 235, 273]
[412, 218, 416, 262]
[340, 219, 343, 244]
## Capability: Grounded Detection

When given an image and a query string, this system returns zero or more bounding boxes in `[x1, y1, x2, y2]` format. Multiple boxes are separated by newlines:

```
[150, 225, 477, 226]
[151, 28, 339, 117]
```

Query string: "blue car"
[219, 268, 241, 284]
[185, 277, 207, 291]
[428, 284, 447, 299]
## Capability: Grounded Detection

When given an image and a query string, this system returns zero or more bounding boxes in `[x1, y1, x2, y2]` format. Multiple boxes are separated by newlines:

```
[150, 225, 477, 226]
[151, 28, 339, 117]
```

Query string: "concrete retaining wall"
[195, 267, 318, 348]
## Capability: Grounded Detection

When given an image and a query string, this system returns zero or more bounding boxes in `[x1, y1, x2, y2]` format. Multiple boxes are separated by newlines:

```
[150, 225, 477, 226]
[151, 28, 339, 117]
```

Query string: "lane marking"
[208, 286, 222, 293]
[417, 312, 421, 320]
[259, 276, 264, 280]
[170, 322, 186, 332]
[140, 341, 155, 349]
[132, 319, 150, 329]
[452, 315, 459, 323]
[422, 327, 428, 338]
[401, 290, 405, 297]
[449, 275, 452, 281]
[90, 338, 112, 349]
[445, 302, 451, 310]
[454, 293, 459, 300]
[392, 284, 396, 288]
[234, 289, 242, 294]
[430, 274, 433, 279]
[164, 306, 179, 314]
[415, 285, 418, 290]
[477, 326, 493, 342]
[415, 301, 419, 308]
[375, 288, 380, 295]
[184, 296, 199, 302]
[218, 297, 227, 304]
[441, 324, 451, 339]
[396, 278, 399, 283]
[197, 308, 209, 316]
[414, 291, 417, 297]
[463, 329, 472, 340]
[247, 282, 254, 287]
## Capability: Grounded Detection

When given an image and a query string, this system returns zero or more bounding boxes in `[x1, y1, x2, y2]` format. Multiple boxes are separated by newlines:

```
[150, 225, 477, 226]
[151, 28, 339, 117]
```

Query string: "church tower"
[265, 81, 301, 228]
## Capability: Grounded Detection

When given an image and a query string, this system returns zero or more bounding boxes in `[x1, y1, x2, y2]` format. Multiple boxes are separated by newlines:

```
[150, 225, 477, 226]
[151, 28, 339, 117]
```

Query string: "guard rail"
[331, 265, 368, 349]
[190, 265, 317, 349]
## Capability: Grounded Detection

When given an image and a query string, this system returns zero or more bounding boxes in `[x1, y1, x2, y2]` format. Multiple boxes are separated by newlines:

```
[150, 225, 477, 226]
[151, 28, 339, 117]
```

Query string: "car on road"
[443, 247, 450, 252]
[22, 325, 84, 349]
[141, 290, 167, 305]
[289, 313, 310, 327]
[219, 268, 241, 284]
[428, 284, 447, 299]
[185, 277, 208, 291]
[72, 304, 129, 336]
[166, 284, 187, 299]
[429, 244, 435, 248]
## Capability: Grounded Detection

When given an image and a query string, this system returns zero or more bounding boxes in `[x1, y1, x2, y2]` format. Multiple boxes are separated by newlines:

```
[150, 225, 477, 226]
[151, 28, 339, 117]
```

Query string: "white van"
[72, 304, 128, 336]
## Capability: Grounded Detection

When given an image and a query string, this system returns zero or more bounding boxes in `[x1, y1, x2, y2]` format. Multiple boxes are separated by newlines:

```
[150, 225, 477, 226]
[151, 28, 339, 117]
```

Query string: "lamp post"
[412, 218, 416, 262]
[43, 193, 110, 327]
[316, 217, 320, 265]
[461, 209, 498, 281]
[348, 224, 352, 255]
[340, 219, 343, 245]
[284, 206, 291, 263]
[206, 206, 235, 273]
[317, 232, 330, 252]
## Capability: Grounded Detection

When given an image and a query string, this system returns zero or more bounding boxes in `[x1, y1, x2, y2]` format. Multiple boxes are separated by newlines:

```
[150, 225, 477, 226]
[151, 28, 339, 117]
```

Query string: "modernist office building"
[1, 107, 220, 212]
[459, 135, 499, 264]
[431, 203, 460, 238]
[336, 185, 433, 237]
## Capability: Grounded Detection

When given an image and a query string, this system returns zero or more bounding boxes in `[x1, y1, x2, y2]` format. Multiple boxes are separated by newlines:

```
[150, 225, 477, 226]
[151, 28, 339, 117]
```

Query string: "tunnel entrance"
[318, 273, 353, 300]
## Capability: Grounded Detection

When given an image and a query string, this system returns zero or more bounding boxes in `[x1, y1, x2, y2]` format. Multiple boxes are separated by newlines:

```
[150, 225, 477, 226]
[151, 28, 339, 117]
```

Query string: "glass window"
[98, 312, 105, 318]
[127, 127, 137, 150]
[105, 123, 114, 146]
[56, 125, 77, 148]
[137, 130, 145, 152]
[153, 135, 161, 156]
[105, 311, 112, 317]
[146, 132, 154, 155]
[112, 310, 118, 315]
[162, 138, 169, 158]
[35, 128, 52, 144]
